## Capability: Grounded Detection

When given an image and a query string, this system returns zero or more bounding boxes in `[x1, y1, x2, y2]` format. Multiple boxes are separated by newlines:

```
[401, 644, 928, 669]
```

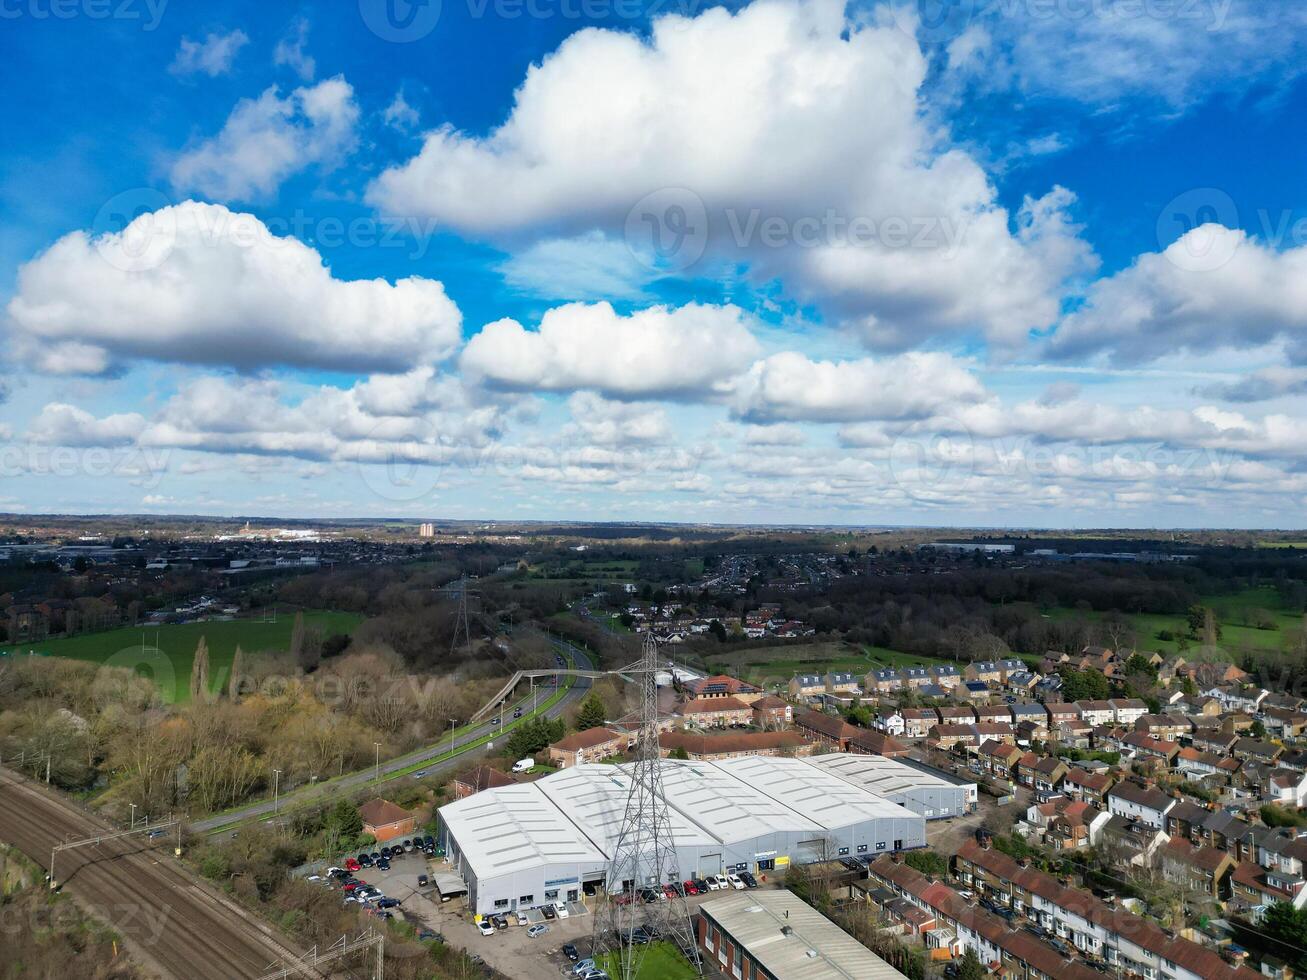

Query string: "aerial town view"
[3, 1, 1307, 979]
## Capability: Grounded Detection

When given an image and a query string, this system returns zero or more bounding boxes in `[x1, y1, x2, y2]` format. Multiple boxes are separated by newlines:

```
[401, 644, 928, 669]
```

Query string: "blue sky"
[2, 0, 1307, 526]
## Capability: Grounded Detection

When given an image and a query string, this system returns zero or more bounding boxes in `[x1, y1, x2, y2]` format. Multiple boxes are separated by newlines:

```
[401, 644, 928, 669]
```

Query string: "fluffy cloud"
[171, 76, 357, 201]
[6, 201, 462, 375]
[28, 404, 147, 447]
[370, 0, 1092, 350]
[732, 350, 987, 423]
[1047, 226, 1307, 365]
[1196, 367, 1307, 403]
[170, 29, 249, 77]
[929, 2, 1307, 111]
[565, 392, 671, 446]
[460, 302, 760, 398]
[273, 17, 315, 81]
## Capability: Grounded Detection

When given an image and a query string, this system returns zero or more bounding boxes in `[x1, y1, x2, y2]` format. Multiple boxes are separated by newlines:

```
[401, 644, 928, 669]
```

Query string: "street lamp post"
[272, 769, 282, 814]
[374, 743, 381, 784]
[129, 803, 137, 830]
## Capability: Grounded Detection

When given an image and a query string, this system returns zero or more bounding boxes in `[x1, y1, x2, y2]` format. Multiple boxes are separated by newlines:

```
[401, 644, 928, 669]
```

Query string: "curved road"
[0, 768, 309, 979]
[193, 639, 594, 834]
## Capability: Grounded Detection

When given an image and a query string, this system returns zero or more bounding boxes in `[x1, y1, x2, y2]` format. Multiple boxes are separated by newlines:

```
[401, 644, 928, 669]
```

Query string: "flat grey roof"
[700, 889, 907, 980]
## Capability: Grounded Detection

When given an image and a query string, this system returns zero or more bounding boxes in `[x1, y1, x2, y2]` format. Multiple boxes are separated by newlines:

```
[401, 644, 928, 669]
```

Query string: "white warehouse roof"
[439, 783, 607, 876]
[803, 752, 966, 797]
[712, 755, 915, 828]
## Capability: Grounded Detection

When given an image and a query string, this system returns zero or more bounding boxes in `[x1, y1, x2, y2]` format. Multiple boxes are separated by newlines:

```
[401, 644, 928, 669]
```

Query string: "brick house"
[450, 765, 518, 800]
[548, 726, 629, 768]
[359, 798, 417, 843]
[659, 731, 811, 761]
[750, 694, 792, 730]
[677, 696, 752, 729]
[1159, 837, 1235, 899]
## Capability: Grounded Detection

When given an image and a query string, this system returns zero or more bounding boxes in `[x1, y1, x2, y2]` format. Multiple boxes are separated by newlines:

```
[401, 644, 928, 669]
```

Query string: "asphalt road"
[193, 639, 595, 834]
[0, 768, 308, 980]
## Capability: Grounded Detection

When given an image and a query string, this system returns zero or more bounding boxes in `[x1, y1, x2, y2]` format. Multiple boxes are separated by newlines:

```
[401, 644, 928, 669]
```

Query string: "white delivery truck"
[511, 757, 535, 773]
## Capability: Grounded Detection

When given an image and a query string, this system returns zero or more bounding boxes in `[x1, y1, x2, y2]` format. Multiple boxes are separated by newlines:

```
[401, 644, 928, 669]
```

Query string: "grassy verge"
[597, 941, 698, 980]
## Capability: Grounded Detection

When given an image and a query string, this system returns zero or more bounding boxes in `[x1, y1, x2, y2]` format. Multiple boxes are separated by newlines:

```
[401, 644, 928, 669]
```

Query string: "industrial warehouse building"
[439, 754, 952, 915]
[803, 752, 979, 818]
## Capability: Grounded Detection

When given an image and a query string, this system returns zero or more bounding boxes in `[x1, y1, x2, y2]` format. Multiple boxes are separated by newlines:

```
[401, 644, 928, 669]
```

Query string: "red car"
[344, 858, 361, 871]
[663, 884, 678, 899]
[683, 880, 698, 896]
[342, 882, 359, 891]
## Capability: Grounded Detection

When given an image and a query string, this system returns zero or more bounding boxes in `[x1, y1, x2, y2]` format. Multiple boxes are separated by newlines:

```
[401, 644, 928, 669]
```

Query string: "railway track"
[0, 768, 311, 979]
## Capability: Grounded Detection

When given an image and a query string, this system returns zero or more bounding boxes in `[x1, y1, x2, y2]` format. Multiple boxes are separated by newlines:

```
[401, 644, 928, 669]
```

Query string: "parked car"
[542, 905, 557, 920]
[726, 873, 746, 890]
[571, 960, 596, 976]
[562, 943, 579, 962]
[528, 923, 549, 938]
[357, 854, 373, 868]
[515, 910, 529, 926]
[738, 872, 757, 888]
[554, 901, 570, 919]
[692, 878, 709, 893]
[418, 874, 429, 888]
[683, 879, 698, 895]
[476, 919, 495, 936]
[376, 859, 390, 871]
[377, 898, 402, 909]
[344, 858, 360, 871]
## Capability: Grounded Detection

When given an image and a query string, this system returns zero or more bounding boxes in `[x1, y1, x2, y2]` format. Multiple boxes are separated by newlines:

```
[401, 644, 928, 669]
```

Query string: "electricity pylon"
[593, 630, 702, 979]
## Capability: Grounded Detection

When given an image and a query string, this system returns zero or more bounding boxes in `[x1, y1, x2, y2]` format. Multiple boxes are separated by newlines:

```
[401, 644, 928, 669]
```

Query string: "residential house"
[1100, 814, 1171, 867]
[358, 798, 417, 843]
[750, 694, 793, 730]
[936, 705, 977, 724]
[1107, 781, 1176, 830]
[1011, 702, 1049, 733]
[976, 704, 1013, 725]
[1167, 800, 1214, 840]
[1121, 732, 1180, 766]
[1207, 686, 1269, 714]
[874, 711, 905, 737]
[899, 666, 932, 689]
[1232, 738, 1282, 766]
[1158, 838, 1235, 900]
[959, 681, 992, 703]
[1006, 671, 1039, 695]
[1063, 767, 1115, 807]
[1175, 747, 1241, 783]
[677, 696, 753, 728]
[901, 708, 940, 738]
[929, 664, 961, 689]
[682, 675, 763, 703]
[1134, 714, 1192, 740]
[1264, 768, 1307, 808]
[1021, 798, 1110, 849]
[917, 683, 949, 700]
[1192, 731, 1239, 756]
[963, 661, 1002, 685]
[1109, 698, 1149, 725]
[1232, 861, 1307, 912]
[978, 739, 1024, 778]
[658, 730, 811, 761]
[787, 674, 826, 701]
[951, 839, 1260, 980]
[1044, 703, 1079, 729]
[1016, 755, 1069, 796]
[793, 709, 855, 750]
[1262, 707, 1307, 741]
[848, 728, 911, 758]
[451, 765, 518, 800]
[824, 671, 862, 697]
[866, 667, 902, 695]
[548, 726, 629, 768]
[1077, 700, 1116, 726]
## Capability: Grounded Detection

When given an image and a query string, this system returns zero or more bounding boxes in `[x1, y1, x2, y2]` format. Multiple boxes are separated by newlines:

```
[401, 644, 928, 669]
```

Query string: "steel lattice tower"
[593, 631, 702, 979]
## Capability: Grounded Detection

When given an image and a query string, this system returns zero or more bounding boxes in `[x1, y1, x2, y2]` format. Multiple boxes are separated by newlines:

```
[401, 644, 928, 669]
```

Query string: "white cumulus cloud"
[7, 201, 462, 375]
[170, 29, 249, 77]
[171, 76, 357, 201]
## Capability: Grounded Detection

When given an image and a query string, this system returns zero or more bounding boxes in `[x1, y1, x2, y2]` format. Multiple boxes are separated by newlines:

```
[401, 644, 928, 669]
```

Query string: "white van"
[511, 758, 535, 774]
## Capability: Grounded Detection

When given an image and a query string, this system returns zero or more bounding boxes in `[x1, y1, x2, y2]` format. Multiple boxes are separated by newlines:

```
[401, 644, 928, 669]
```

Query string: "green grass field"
[1039, 587, 1302, 656]
[702, 641, 948, 687]
[597, 942, 698, 980]
[1, 610, 363, 703]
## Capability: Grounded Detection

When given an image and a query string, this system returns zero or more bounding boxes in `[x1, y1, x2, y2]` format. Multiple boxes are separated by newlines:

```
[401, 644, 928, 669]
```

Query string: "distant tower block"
[419, 522, 435, 537]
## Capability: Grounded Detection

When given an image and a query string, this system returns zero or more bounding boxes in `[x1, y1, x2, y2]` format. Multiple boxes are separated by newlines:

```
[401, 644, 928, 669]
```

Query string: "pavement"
[194, 639, 594, 834]
[0, 766, 307, 980]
